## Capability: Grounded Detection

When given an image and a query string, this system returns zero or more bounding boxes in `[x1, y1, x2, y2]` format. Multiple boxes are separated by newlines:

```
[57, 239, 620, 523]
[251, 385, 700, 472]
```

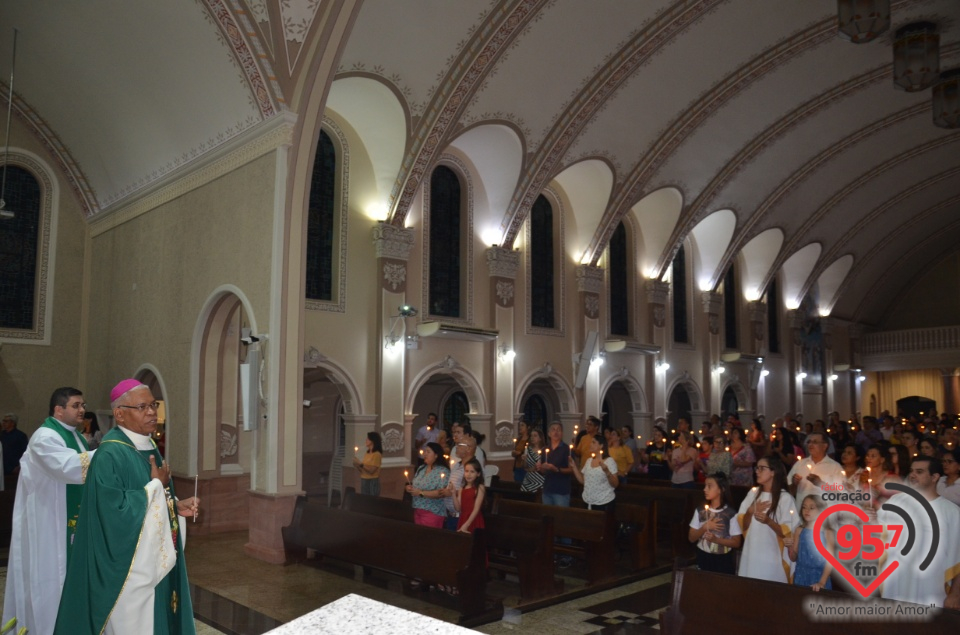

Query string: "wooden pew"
[341, 489, 558, 601]
[494, 499, 617, 584]
[612, 498, 658, 570]
[613, 484, 702, 559]
[660, 565, 960, 634]
[485, 514, 562, 600]
[282, 496, 495, 621]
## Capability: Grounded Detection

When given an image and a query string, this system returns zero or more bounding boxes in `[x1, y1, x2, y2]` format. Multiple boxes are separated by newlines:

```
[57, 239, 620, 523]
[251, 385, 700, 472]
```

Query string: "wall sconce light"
[714, 364, 725, 374]
[384, 335, 401, 351]
[829, 374, 839, 381]
[591, 352, 605, 367]
[656, 360, 670, 372]
[857, 374, 867, 383]
[497, 345, 516, 361]
[760, 369, 770, 378]
[798, 372, 808, 379]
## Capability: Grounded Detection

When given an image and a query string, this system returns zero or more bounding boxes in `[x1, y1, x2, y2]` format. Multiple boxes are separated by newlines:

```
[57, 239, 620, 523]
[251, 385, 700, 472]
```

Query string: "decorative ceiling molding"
[388, 0, 550, 227]
[4, 88, 97, 217]
[850, 214, 960, 323]
[205, 0, 284, 115]
[498, 0, 728, 249]
[794, 167, 960, 306]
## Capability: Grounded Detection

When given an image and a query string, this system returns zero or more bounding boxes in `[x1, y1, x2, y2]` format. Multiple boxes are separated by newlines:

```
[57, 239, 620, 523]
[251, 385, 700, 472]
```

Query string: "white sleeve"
[30, 430, 94, 484]
[689, 510, 702, 530]
[728, 512, 743, 537]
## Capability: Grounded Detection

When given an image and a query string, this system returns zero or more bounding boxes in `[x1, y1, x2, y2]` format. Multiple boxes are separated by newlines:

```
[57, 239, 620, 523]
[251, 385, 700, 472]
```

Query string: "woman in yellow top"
[605, 427, 634, 483]
[353, 432, 383, 496]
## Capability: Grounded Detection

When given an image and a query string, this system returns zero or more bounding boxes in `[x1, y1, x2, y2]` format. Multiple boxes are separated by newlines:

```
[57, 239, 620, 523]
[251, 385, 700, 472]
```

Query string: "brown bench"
[494, 498, 617, 584]
[613, 484, 702, 559]
[282, 496, 495, 622]
[341, 489, 558, 601]
[660, 564, 960, 634]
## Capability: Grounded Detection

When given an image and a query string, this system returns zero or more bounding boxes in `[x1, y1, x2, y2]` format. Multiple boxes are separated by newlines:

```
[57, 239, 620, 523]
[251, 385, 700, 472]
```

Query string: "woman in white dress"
[738, 455, 799, 583]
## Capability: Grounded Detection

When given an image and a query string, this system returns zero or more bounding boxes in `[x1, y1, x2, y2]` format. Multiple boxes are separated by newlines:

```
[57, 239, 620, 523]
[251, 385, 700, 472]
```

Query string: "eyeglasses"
[118, 401, 160, 413]
[67, 402, 87, 410]
[754, 465, 772, 472]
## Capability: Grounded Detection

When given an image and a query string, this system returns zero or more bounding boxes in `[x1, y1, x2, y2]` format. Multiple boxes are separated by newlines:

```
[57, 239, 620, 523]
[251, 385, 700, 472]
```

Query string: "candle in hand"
[354, 446, 359, 454]
[404, 470, 410, 484]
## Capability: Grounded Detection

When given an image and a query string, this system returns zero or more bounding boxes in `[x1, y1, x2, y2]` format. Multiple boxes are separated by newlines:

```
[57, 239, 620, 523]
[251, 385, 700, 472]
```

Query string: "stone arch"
[515, 363, 578, 416]
[721, 376, 751, 415]
[133, 364, 170, 459]
[190, 286, 260, 478]
[600, 371, 648, 414]
[407, 356, 487, 416]
[666, 372, 704, 414]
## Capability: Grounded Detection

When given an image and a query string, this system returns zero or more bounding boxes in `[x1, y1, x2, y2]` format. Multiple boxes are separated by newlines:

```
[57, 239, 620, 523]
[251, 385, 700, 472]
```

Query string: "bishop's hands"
[177, 496, 200, 518]
[149, 455, 171, 487]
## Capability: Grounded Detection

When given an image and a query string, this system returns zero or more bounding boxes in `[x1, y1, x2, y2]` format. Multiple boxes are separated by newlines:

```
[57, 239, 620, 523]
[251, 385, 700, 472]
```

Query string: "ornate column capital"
[700, 290, 722, 315]
[372, 222, 415, 260]
[646, 279, 670, 305]
[576, 264, 604, 294]
[485, 246, 520, 279]
[748, 300, 766, 341]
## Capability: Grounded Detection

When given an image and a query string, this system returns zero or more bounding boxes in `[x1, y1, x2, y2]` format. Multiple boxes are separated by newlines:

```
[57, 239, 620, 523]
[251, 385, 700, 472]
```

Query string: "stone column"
[702, 291, 722, 414]
[647, 280, 671, 419]
[576, 265, 604, 416]
[788, 309, 803, 413]
[372, 221, 415, 461]
[487, 246, 520, 437]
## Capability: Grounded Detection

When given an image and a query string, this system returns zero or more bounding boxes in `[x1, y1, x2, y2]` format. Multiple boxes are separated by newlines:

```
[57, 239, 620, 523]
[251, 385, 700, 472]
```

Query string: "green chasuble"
[54, 427, 195, 635]
[40, 416, 90, 558]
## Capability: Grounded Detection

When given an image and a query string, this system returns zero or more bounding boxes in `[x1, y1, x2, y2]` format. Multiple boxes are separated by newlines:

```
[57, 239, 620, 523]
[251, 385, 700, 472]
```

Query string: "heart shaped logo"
[813, 503, 898, 598]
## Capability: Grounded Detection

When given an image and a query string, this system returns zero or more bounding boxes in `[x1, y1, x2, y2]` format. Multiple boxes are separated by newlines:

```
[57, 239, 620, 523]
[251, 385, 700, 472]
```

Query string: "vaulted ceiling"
[3, 0, 959, 327]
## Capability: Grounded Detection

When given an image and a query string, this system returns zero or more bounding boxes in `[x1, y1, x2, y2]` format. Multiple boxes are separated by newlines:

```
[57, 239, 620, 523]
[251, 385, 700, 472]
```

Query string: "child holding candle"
[569, 433, 618, 511]
[688, 473, 742, 574]
[787, 495, 833, 591]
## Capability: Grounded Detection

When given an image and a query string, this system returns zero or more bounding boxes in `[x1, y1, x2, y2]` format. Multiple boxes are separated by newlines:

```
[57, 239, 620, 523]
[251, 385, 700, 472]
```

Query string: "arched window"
[442, 390, 469, 428]
[609, 222, 629, 336]
[672, 245, 688, 343]
[305, 130, 336, 302]
[723, 264, 738, 350]
[429, 166, 462, 318]
[523, 394, 549, 430]
[0, 166, 41, 330]
[766, 278, 780, 354]
[530, 195, 555, 328]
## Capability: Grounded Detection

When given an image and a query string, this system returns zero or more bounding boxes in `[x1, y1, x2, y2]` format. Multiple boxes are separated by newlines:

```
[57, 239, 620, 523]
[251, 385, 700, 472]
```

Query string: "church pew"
[340, 489, 558, 600]
[659, 565, 960, 634]
[485, 513, 562, 600]
[493, 499, 617, 584]
[609, 484, 702, 559]
[282, 496, 494, 621]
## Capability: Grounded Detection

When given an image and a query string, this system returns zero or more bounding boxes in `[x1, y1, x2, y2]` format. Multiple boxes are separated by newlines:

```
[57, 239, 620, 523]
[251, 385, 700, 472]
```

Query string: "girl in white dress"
[737, 455, 799, 583]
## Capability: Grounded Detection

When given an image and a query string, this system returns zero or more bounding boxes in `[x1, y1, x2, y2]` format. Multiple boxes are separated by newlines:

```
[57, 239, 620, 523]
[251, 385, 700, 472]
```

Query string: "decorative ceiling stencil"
[280, 0, 322, 73]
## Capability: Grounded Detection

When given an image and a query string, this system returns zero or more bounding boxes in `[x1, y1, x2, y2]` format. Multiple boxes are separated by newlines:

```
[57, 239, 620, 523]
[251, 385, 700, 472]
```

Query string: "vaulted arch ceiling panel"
[629, 187, 682, 279]
[1, 0, 264, 212]
[816, 255, 854, 316]
[448, 124, 523, 245]
[781, 243, 821, 310]
[552, 159, 614, 262]
[688, 209, 736, 291]
[739, 229, 784, 302]
[463, 0, 671, 151]
[336, 0, 492, 117]
[326, 77, 407, 212]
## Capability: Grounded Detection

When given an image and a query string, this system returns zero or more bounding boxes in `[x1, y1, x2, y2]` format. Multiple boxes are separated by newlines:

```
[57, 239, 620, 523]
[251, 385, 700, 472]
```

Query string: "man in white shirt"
[3, 387, 94, 635]
[879, 457, 960, 608]
[787, 431, 844, 510]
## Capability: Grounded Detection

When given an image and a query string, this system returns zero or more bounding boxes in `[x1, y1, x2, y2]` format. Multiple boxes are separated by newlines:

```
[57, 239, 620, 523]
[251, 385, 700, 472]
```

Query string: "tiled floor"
[184, 531, 675, 634]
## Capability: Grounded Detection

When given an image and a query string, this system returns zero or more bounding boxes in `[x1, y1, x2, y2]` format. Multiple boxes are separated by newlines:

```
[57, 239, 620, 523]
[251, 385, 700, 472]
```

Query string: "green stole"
[41, 416, 90, 556]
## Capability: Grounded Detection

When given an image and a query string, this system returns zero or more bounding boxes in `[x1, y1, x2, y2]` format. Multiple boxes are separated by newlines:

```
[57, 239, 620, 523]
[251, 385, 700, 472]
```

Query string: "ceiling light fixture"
[933, 68, 959, 129]
[836, 0, 890, 43]
[893, 22, 940, 92]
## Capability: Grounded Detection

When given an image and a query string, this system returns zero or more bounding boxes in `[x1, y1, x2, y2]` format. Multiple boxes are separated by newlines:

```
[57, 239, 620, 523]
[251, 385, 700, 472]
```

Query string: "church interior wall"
[880, 251, 960, 331]
[0, 119, 86, 433]
[84, 152, 278, 473]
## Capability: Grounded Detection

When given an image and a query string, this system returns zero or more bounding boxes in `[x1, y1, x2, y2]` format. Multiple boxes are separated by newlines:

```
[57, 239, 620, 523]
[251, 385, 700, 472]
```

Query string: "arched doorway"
[135, 366, 167, 458]
[302, 367, 346, 497]
[721, 386, 739, 419]
[519, 380, 561, 431]
[668, 385, 692, 430]
[896, 395, 937, 419]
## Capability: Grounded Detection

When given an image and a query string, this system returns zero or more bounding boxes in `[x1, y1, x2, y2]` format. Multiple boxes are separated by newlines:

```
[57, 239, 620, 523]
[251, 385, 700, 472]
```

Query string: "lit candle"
[513, 438, 517, 443]
[404, 469, 410, 484]
[696, 442, 701, 448]
[637, 434, 642, 440]
[807, 463, 813, 471]
[570, 443, 575, 451]
[354, 445, 359, 455]
[440, 472, 446, 482]
[450, 457, 455, 467]
[193, 475, 198, 524]
[591, 452, 596, 458]
[725, 446, 730, 452]
[419, 449, 424, 456]
[796, 455, 802, 462]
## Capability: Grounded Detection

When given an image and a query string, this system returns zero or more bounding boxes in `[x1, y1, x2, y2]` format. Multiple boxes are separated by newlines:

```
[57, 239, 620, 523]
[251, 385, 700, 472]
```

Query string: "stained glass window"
[429, 166, 461, 318]
[609, 222, 629, 336]
[0, 166, 40, 330]
[305, 131, 335, 301]
[531, 195, 555, 328]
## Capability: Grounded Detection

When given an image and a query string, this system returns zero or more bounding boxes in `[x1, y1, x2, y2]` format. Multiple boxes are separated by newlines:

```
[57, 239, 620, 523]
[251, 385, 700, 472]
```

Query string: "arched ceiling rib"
[7, 0, 960, 327]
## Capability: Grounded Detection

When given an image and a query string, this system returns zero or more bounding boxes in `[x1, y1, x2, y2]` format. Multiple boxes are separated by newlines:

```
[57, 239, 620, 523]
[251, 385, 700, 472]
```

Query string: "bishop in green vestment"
[54, 381, 200, 635]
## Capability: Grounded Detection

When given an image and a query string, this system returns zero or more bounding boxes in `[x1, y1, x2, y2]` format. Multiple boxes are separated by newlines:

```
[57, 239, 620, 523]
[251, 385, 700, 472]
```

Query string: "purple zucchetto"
[110, 379, 144, 403]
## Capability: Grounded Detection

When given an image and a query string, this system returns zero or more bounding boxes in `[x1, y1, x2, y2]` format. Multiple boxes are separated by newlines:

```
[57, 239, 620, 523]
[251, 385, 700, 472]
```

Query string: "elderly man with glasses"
[786, 431, 844, 510]
[3, 387, 94, 635]
[55, 379, 200, 635]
